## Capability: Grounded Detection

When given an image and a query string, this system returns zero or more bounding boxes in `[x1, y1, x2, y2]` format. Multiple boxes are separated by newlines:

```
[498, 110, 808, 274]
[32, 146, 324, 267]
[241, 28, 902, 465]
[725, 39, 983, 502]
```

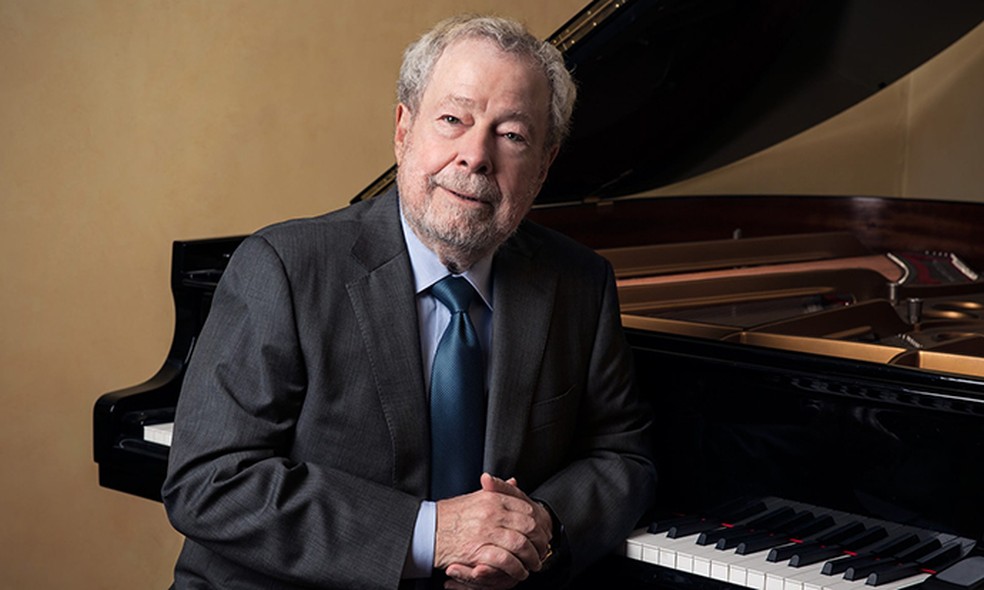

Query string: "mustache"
[429, 170, 501, 204]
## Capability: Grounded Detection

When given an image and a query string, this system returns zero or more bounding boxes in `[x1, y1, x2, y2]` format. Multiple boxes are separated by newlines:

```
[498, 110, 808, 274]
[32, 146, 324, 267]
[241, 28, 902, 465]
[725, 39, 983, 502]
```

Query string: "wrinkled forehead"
[426, 37, 551, 116]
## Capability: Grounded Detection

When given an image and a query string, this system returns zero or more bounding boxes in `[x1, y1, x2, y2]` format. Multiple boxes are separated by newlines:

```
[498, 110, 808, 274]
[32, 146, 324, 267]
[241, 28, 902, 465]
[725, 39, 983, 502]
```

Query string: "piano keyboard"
[621, 498, 974, 590]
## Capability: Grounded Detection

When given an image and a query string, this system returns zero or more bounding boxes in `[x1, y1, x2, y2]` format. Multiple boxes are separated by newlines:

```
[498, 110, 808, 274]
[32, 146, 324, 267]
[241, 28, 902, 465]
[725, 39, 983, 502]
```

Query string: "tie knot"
[431, 276, 476, 313]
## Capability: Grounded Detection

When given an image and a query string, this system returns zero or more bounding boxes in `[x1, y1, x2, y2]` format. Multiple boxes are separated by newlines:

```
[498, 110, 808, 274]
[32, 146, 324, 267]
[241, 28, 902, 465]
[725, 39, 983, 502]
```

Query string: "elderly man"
[163, 14, 655, 590]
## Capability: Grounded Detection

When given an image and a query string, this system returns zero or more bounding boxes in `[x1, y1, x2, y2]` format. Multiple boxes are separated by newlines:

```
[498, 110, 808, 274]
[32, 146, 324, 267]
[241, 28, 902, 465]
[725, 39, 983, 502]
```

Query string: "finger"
[480, 473, 515, 495]
[487, 489, 553, 548]
[446, 562, 522, 589]
[479, 477, 537, 519]
[445, 577, 517, 590]
[447, 545, 530, 582]
[476, 483, 553, 555]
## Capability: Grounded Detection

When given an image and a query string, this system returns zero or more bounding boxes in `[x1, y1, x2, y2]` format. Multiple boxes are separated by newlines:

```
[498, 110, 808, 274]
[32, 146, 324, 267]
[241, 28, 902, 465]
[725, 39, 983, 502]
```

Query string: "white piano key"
[784, 567, 838, 590]
[678, 551, 695, 574]
[711, 559, 730, 581]
[659, 544, 677, 568]
[644, 528, 706, 573]
[642, 543, 660, 565]
[623, 529, 652, 561]
[729, 548, 786, 590]
[748, 568, 768, 590]
[143, 421, 173, 446]
[693, 554, 712, 578]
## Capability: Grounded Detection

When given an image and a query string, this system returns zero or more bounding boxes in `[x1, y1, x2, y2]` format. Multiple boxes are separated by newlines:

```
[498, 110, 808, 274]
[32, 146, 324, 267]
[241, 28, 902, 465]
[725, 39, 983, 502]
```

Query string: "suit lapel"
[485, 224, 557, 478]
[345, 190, 430, 496]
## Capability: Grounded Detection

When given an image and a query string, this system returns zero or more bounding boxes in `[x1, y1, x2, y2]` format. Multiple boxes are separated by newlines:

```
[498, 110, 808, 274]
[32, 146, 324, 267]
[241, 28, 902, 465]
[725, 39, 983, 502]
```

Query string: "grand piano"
[94, 1, 984, 588]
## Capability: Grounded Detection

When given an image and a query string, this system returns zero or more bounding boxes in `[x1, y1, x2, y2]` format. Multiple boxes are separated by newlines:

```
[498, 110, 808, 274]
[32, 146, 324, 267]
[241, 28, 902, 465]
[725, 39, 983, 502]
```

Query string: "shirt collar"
[399, 205, 494, 311]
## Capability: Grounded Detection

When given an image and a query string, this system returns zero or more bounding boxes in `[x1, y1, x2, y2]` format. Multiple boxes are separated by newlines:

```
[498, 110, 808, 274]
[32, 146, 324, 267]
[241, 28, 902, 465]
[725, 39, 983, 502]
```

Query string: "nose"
[456, 129, 493, 176]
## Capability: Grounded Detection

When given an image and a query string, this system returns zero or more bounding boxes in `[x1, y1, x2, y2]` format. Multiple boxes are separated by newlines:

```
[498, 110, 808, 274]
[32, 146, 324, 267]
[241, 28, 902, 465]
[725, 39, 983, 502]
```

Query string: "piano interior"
[609, 231, 984, 377]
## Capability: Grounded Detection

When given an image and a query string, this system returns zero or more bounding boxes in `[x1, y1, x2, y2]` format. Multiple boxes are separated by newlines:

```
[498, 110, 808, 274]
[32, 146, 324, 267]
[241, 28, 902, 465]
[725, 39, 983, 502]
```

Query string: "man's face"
[394, 37, 558, 270]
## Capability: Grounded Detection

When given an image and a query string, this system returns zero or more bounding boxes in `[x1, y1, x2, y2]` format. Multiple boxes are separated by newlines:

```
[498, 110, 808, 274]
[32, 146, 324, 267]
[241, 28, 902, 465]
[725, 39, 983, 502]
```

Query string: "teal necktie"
[429, 276, 485, 499]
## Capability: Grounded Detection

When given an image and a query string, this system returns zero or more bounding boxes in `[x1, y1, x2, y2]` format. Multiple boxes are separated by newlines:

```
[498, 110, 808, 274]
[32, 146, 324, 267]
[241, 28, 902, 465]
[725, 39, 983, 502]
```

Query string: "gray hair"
[397, 15, 577, 149]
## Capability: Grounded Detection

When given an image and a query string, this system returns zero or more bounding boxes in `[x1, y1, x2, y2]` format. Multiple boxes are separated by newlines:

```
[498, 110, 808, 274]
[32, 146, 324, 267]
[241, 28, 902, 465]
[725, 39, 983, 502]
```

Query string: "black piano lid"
[354, 0, 984, 205]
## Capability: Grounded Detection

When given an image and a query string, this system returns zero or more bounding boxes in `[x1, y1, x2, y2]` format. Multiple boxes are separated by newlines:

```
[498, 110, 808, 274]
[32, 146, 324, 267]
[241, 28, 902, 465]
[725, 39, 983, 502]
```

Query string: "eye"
[503, 131, 527, 144]
[442, 115, 462, 125]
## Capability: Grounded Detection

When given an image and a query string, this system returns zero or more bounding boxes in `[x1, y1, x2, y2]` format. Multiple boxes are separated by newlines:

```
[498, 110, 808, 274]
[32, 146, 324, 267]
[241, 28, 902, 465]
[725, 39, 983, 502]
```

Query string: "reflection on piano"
[93, 0, 984, 588]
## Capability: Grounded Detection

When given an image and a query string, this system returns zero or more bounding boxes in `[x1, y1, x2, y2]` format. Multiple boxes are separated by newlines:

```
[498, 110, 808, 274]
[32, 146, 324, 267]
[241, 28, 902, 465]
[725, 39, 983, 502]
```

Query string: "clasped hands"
[435, 473, 554, 590]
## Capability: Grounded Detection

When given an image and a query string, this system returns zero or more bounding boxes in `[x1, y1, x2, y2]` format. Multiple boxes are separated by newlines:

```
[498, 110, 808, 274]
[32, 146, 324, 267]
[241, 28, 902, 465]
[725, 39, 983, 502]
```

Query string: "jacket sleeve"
[161, 235, 420, 589]
[530, 261, 657, 582]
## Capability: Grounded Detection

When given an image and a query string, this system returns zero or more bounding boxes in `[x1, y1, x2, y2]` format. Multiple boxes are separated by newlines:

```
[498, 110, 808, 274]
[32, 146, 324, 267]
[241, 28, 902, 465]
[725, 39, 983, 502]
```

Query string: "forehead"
[422, 37, 551, 120]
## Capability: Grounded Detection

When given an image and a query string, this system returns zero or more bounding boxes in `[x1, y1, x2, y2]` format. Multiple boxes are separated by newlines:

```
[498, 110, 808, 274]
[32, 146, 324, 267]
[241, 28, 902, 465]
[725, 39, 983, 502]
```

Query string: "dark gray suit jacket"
[162, 189, 656, 589]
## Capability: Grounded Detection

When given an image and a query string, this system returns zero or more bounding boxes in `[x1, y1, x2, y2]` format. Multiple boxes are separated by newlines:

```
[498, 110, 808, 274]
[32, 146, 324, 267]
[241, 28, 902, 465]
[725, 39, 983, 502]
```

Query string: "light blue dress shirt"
[399, 208, 494, 579]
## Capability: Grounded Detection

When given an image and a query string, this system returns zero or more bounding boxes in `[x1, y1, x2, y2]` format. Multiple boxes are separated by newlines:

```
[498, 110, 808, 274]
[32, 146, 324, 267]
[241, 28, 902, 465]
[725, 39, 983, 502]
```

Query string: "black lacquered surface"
[629, 329, 984, 543]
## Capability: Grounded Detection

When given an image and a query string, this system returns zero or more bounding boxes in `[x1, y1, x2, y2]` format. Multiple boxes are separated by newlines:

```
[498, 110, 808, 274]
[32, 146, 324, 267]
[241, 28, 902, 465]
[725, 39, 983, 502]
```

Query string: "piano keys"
[620, 497, 975, 590]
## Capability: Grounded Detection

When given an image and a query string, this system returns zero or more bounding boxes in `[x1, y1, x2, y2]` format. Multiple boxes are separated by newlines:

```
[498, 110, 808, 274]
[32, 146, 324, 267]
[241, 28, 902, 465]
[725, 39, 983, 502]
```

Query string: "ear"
[536, 144, 561, 186]
[394, 103, 412, 164]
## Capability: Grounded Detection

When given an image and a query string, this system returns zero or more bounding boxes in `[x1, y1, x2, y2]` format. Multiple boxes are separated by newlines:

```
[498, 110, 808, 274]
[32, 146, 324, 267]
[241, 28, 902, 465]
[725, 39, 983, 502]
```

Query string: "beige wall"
[647, 20, 984, 201]
[1, 1, 982, 588]
[0, 2, 583, 588]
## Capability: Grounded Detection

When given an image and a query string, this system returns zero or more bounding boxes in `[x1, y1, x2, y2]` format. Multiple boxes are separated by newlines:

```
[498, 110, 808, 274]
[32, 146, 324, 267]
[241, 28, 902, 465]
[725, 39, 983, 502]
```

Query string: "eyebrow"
[440, 94, 538, 130]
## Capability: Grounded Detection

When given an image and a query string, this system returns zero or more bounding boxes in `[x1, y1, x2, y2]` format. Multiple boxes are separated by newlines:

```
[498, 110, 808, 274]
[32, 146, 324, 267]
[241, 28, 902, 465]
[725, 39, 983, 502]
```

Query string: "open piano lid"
[356, 0, 984, 204]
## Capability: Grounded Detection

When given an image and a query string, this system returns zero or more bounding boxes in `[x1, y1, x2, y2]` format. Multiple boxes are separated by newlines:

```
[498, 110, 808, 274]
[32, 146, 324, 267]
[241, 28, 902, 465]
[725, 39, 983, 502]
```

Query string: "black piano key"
[668, 519, 724, 538]
[866, 563, 928, 586]
[652, 498, 769, 536]
[769, 540, 810, 563]
[847, 561, 899, 580]
[698, 506, 795, 546]
[790, 544, 850, 567]
[649, 514, 695, 534]
[724, 509, 813, 550]
[787, 514, 837, 540]
[845, 538, 943, 580]
[673, 499, 771, 538]
[717, 528, 767, 550]
[736, 514, 835, 556]
[916, 542, 964, 571]
[735, 532, 786, 555]
[777, 524, 860, 562]
[695, 526, 732, 546]
[776, 521, 867, 565]
[666, 500, 766, 539]
[822, 533, 921, 575]
[895, 537, 944, 560]
[820, 526, 896, 576]
[866, 542, 964, 586]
